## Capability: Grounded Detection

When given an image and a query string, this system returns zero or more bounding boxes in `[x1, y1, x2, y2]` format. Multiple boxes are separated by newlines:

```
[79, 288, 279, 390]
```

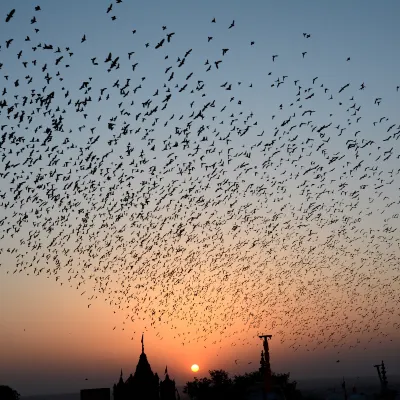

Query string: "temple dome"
[113, 335, 175, 400]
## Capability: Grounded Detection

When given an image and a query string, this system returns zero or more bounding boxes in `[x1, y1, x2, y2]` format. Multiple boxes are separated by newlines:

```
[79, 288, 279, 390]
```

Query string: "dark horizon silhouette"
[2, 335, 399, 400]
[112, 334, 178, 400]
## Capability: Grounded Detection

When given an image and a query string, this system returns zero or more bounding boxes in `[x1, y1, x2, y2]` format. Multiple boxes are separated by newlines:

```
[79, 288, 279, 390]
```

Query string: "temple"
[113, 334, 177, 400]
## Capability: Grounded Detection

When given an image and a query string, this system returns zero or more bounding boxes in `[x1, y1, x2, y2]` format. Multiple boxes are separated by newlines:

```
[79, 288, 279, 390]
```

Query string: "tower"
[114, 335, 162, 400]
[342, 377, 347, 400]
[374, 364, 383, 387]
[381, 360, 388, 391]
[259, 350, 266, 375]
[160, 365, 176, 400]
[259, 335, 273, 397]
[373, 361, 397, 400]
[113, 369, 125, 400]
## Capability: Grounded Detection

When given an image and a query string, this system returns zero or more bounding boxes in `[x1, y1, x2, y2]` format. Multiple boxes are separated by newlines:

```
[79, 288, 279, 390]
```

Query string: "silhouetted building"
[259, 350, 266, 375]
[160, 366, 178, 400]
[81, 388, 110, 400]
[113, 334, 176, 400]
[244, 338, 287, 400]
[373, 361, 397, 400]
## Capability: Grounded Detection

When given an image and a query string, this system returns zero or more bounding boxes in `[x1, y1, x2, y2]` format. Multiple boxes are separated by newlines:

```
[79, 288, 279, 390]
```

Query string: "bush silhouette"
[0, 385, 21, 400]
[183, 369, 302, 400]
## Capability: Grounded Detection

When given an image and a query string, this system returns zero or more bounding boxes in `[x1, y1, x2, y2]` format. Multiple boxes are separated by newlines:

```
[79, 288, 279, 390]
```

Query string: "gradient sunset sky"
[0, 0, 399, 396]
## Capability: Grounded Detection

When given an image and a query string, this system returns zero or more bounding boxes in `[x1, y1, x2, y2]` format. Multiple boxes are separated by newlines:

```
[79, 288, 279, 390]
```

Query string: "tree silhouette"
[183, 376, 212, 400]
[209, 369, 233, 399]
[0, 385, 21, 400]
[183, 369, 302, 400]
[183, 370, 232, 400]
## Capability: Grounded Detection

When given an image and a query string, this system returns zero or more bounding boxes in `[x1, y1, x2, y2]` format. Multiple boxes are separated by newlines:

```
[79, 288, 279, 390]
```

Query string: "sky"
[0, 0, 399, 396]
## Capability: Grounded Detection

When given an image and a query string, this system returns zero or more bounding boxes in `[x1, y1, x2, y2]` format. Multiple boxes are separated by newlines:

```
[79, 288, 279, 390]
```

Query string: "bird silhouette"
[0, 2, 398, 356]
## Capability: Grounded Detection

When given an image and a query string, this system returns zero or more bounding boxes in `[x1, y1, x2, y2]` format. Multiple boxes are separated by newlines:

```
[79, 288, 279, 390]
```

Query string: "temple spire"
[118, 368, 124, 385]
[141, 333, 144, 354]
[165, 365, 168, 375]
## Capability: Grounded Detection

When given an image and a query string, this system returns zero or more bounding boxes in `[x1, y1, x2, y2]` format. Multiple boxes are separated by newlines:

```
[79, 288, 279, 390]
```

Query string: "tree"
[232, 371, 262, 399]
[209, 369, 233, 400]
[183, 368, 302, 400]
[0, 385, 21, 400]
[183, 370, 233, 400]
[272, 372, 302, 400]
[183, 376, 212, 400]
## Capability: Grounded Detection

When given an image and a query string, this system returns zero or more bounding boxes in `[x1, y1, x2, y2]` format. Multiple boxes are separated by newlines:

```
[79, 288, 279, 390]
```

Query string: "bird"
[155, 39, 165, 49]
[5, 9, 15, 22]
[0, 2, 398, 357]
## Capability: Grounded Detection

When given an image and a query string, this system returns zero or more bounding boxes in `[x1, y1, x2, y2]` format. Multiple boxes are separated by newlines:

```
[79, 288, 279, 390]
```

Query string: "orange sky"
[1, 270, 399, 396]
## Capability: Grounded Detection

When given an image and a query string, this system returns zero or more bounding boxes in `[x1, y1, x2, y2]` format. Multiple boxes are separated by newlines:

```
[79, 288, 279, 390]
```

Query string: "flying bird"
[5, 9, 15, 22]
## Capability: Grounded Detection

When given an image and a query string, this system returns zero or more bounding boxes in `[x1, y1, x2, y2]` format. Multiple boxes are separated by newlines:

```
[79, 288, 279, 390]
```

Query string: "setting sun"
[191, 364, 199, 373]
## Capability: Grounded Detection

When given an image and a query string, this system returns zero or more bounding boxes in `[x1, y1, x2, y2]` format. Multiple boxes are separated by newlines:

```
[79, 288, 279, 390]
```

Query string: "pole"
[374, 364, 382, 388]
[342, 377, 347, 400]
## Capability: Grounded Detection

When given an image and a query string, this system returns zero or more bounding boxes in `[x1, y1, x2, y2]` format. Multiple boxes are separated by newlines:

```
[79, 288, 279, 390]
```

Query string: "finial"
[141, 333, 144, 353]
[165, 365, 168, 375]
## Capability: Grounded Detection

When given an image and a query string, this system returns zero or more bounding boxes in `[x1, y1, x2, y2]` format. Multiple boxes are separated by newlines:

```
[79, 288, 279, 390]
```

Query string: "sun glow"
[191, 364, 199, 373]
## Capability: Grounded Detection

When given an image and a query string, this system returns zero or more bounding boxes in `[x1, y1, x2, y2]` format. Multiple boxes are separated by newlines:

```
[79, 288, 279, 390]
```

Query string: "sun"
[191, 364, 199, 373]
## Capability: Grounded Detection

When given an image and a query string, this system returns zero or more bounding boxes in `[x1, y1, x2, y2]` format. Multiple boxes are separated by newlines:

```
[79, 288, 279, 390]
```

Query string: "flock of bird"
[1, 3, 399, 356]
